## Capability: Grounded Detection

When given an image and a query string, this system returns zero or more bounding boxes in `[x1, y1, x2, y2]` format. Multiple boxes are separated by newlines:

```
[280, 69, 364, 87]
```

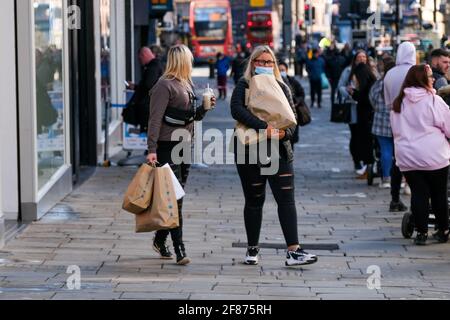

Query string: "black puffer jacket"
[230, 77, 297, 162]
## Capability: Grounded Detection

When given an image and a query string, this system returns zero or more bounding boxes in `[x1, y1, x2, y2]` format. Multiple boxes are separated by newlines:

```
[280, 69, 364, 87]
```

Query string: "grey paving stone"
[1, 73, 449, 300]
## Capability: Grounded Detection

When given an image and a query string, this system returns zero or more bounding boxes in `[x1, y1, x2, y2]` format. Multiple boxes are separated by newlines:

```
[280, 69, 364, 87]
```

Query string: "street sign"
[250, 0, 272, 8]
[149, 0, 173, 19]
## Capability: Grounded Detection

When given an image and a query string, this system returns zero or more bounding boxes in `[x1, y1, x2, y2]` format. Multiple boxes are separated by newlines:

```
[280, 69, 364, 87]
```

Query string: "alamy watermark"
[66, 265, 81, 290]
[366, 265, 382, 290]
[169, 123, 281, 175]
[367, 2, 382, 31]
[67, 5, 81, 30]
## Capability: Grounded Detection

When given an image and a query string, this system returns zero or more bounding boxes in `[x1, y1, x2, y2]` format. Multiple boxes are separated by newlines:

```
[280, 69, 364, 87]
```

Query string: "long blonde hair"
[243, 45, 282, 82]
[162, 45, 194, 89]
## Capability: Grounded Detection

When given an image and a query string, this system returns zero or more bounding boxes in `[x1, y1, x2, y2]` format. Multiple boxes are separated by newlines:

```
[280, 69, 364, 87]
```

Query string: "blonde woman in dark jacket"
[147, 45, 215, 265]
[230, 45, 318, 267]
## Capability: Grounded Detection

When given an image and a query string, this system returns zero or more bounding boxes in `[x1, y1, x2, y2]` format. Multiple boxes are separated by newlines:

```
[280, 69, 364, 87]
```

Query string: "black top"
[285, 76, 306, 107]
[230, 77, 297, 162]
[135, 58, 165, 131]
[352, 84, 375, 124]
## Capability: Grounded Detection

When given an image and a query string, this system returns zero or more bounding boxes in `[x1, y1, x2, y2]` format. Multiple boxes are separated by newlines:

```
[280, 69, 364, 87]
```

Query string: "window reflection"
[34, 0, 65, 190]
[101, 0, 111, 130]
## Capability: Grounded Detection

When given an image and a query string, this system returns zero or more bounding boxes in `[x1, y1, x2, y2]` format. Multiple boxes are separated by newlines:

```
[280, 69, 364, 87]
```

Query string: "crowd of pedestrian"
[122, 37, 449, 268]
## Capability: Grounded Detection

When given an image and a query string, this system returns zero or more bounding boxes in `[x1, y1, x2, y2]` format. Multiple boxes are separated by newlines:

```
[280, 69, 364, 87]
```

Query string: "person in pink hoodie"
[391, 64, 450, 245]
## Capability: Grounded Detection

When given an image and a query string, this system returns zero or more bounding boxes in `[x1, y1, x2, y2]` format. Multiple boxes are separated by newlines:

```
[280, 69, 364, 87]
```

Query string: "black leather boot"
[174, 244, 191, 265]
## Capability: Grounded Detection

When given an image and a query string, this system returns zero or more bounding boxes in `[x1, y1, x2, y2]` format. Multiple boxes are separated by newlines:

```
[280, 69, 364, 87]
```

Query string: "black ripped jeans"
[236, 157, 299, 247]
[154, 141, 191, 248]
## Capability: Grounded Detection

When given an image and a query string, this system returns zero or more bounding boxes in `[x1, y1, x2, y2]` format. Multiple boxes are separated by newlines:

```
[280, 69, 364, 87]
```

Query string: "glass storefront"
[34, 0, 66, 190]
[100, 0, 111, 131]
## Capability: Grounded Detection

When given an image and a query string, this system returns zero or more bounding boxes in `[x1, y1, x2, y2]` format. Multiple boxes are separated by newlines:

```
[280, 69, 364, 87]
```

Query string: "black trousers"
[358, 121, 374, 165]
[309, 78, 322, 107]
[403, 166, 449, 234]
[348, 123, 361, 167]
[236, 158, 299, 247]
[154, 141, 191, 248]
[391, 158, 403, 202]
[330, 80, 339, 106]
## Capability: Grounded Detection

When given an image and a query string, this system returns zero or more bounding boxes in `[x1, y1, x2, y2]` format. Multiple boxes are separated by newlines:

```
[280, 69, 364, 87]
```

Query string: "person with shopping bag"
[230, 45, 318, 267]
[146, 45, 216, 265]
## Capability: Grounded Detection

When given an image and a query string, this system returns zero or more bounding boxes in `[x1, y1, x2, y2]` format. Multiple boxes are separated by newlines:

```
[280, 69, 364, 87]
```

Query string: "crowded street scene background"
[0, 0, 450, 302]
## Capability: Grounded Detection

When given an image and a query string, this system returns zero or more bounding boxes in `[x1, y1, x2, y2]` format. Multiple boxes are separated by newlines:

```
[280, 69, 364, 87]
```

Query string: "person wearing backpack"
[230, 45, 318, 267]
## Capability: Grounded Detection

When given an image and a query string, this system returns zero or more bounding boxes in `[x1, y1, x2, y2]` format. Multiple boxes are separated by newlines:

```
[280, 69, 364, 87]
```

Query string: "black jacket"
[433, 68, 450, 106]
[284, 75, 306, 107]
[230, 77, 297, 162]
[231, 56, 247, 83]
[352, 84, 375, 125]
[324, 50, 346, 82]
[128, 58, 165, 131]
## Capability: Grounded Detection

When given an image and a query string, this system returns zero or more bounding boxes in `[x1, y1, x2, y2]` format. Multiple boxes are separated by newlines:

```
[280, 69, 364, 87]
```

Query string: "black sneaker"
[285, 248, 318, 267]
[414, 233, 428, 246]
[244, 247, 260, 265]
[432, 230, 450, 243]
[152, 239, 173, 260]
[390, 201, 408, 212]
[174, 245, 191, 266]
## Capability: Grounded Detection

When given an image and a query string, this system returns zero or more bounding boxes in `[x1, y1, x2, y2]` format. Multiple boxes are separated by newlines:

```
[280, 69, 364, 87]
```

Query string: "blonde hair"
[243, 45, 282, 82]
[163, 45, 194, 89]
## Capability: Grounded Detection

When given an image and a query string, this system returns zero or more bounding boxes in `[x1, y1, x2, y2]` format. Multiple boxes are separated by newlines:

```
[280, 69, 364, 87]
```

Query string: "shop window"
[34, 0, 66, 190]
[100, 0, 112, 131]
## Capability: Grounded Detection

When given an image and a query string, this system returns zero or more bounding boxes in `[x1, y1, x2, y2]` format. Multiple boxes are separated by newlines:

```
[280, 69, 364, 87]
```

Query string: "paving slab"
[1, 72, 449, 300]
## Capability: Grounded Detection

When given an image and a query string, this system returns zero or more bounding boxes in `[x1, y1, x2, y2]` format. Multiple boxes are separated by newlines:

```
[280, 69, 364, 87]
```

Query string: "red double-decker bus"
[246, 11, 274, 50]
[189, 0, 234, 62]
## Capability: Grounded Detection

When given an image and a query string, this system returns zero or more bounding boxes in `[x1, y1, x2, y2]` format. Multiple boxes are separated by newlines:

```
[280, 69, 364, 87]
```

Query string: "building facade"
[0, 0, 164, 247]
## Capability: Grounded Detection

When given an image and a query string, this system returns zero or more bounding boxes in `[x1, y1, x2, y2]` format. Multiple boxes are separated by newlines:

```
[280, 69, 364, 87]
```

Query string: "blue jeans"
[376, 136, 394, 179]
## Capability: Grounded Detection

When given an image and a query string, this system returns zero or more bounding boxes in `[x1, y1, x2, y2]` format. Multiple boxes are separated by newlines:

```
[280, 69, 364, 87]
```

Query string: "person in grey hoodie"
[384, 41, 416, 212]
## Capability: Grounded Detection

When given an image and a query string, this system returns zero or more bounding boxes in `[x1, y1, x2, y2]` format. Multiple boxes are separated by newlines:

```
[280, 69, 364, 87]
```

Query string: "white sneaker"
[356, 165, 367, 176]
[244, 247, 260, 265]
[379, 182, 391, 189]
[285, 248, 318, 267]
[403, 185, 411, 196]
[379, 178, 391, 189]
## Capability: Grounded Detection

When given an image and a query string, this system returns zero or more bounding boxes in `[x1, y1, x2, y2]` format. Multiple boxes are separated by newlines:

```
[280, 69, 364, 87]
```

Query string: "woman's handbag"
[330, 93, 352, 123]
[296, 102, 312, 127]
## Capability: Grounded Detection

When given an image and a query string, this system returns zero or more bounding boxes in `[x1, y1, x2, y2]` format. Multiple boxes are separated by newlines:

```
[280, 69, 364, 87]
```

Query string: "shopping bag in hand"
[135, 166, 179, 233]
[122, 164, 155, 215]
[236, 74, 297, 145]
[162, 164, 186, 200]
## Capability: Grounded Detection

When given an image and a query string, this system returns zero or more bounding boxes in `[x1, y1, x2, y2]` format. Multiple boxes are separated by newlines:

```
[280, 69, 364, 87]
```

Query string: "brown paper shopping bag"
[122, 164, 155, 215]
[135, 167, 179, 233]
[236, 74, 297, 145]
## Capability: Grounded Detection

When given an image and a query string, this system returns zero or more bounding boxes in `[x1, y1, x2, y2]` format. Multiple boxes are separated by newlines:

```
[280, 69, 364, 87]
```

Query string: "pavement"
[1, 68, 450, 300]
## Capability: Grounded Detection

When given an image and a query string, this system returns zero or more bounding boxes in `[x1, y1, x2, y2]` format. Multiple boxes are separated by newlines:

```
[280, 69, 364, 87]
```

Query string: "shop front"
[16, 0, 72, 221]
[0, 0, 19, 245]
[0, 0, 134, 236]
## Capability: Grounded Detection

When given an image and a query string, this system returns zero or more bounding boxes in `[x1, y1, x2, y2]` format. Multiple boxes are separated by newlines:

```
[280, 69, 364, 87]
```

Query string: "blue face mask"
[255, 66, 274, 75]
[280, 71, 288, 78]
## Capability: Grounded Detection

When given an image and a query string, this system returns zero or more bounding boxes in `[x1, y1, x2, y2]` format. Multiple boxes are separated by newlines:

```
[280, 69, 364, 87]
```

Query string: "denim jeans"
[376, 136, 394, 179]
